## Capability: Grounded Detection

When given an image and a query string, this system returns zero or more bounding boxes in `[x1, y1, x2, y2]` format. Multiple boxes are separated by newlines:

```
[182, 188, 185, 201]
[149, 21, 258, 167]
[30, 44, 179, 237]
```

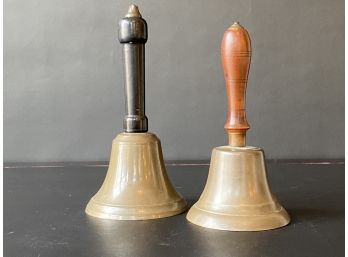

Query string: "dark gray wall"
[4, 0, 344, 162]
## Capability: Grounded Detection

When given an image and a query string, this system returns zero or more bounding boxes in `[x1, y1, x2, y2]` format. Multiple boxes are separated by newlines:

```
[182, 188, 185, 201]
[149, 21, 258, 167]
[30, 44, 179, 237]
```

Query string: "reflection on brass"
[187, 146, 290, 231]
[86, 133, 187, 220]
[125, 4, 142, 18]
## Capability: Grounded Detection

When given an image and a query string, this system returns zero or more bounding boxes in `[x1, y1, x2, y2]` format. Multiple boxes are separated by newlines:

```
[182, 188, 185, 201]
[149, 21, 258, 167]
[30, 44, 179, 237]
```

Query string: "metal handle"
[118, 5, 148, 132]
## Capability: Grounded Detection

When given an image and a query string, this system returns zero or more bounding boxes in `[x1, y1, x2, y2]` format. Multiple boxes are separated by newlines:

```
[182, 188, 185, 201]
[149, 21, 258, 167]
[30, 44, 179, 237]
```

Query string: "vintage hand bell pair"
[85, 5, 290, 231]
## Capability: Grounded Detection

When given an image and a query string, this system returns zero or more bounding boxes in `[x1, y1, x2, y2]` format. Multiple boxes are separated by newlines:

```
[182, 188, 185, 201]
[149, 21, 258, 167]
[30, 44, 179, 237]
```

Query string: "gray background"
[4, 0, 344, 162]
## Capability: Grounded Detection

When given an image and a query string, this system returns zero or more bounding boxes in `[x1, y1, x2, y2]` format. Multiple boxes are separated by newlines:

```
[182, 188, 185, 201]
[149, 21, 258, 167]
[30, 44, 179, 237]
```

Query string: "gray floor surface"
[4, 163, 344, 257]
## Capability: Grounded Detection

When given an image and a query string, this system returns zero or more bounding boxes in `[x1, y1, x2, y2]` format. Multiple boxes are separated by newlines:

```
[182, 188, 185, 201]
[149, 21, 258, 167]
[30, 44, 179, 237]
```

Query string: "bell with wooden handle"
[186, 22, 290, 231]
[85, 5, 187, 220]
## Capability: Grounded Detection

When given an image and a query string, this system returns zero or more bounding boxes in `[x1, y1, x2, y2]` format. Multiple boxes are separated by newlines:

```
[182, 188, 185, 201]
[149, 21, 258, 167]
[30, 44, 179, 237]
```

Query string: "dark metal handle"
[118, 5, 148, 132]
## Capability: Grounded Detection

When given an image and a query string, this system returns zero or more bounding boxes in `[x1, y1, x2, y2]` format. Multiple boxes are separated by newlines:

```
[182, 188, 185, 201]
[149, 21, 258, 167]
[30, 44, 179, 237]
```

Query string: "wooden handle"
[221, 22, 251, 146]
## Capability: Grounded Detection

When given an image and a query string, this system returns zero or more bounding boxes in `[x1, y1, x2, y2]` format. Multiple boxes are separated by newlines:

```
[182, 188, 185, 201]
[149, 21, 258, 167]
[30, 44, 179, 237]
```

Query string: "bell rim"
[85, 197, 188, 220]
[186, 204, 290, 231]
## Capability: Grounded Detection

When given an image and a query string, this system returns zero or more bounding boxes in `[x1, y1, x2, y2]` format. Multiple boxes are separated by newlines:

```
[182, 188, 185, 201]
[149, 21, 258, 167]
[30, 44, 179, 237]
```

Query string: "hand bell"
[186, 22, 290, 231]
[85, 5, 187, 220]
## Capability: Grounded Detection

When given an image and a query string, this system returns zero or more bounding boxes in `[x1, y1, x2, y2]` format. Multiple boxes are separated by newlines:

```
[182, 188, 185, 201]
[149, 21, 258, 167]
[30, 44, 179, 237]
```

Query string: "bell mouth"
[187, 204, 290, 231]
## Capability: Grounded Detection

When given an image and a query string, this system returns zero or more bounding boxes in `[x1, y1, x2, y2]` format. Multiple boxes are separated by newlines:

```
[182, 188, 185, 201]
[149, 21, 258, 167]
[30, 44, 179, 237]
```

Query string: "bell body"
[86, 133, 187, 220]
[187, 146, 290, 231]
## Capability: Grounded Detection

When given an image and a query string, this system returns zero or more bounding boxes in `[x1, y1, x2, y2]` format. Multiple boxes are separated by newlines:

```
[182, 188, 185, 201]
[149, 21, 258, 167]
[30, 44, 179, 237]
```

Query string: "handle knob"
[221, 22, 251, 146]
[118, 5, 148, 132]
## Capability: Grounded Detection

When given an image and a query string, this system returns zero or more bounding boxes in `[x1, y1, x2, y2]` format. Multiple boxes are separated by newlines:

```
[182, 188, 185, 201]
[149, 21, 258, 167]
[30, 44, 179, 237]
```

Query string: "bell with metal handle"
[85, 5, 187, 220]
[186, 22, 290, 231]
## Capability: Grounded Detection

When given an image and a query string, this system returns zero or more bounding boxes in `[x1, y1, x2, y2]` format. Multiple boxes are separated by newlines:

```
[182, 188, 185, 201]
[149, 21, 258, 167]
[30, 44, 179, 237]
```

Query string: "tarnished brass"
[86, 5, 187, 220]
[86, 133, 187, 220]
[186, 146, 290, 231]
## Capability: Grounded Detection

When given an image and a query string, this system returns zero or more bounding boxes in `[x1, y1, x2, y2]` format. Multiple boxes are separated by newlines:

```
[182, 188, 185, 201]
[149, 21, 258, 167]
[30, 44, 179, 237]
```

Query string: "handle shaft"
[118, 5, 148, 132]
[221, 22, 251, 146]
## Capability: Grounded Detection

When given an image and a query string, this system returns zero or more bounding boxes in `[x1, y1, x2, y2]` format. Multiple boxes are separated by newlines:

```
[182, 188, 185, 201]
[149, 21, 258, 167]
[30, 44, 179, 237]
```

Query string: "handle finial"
[125, 4, 142, 18]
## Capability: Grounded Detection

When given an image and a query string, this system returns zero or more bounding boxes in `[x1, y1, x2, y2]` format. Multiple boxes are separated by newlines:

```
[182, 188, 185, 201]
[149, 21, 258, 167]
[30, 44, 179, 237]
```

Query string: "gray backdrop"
[4, 0, 344, 162]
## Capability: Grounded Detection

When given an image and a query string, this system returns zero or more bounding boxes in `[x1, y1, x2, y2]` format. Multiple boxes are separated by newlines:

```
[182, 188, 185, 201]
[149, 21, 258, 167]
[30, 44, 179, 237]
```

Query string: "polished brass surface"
[228, 132, 246, 147]
[125, 4, 142, 18]
[86, 133, 187, 220]
[187, 22, 290, 231]
[187, 146, 290, 231]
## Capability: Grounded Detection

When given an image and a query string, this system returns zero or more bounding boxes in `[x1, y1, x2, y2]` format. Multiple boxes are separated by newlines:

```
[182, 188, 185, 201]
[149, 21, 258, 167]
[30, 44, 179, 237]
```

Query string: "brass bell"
[186, 22, 290, 231]
[85, 5, 187, 220]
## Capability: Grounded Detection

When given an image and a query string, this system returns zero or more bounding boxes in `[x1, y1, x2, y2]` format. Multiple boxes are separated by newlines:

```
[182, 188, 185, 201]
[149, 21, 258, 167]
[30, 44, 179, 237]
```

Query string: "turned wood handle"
[221, 22, 251, 146]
